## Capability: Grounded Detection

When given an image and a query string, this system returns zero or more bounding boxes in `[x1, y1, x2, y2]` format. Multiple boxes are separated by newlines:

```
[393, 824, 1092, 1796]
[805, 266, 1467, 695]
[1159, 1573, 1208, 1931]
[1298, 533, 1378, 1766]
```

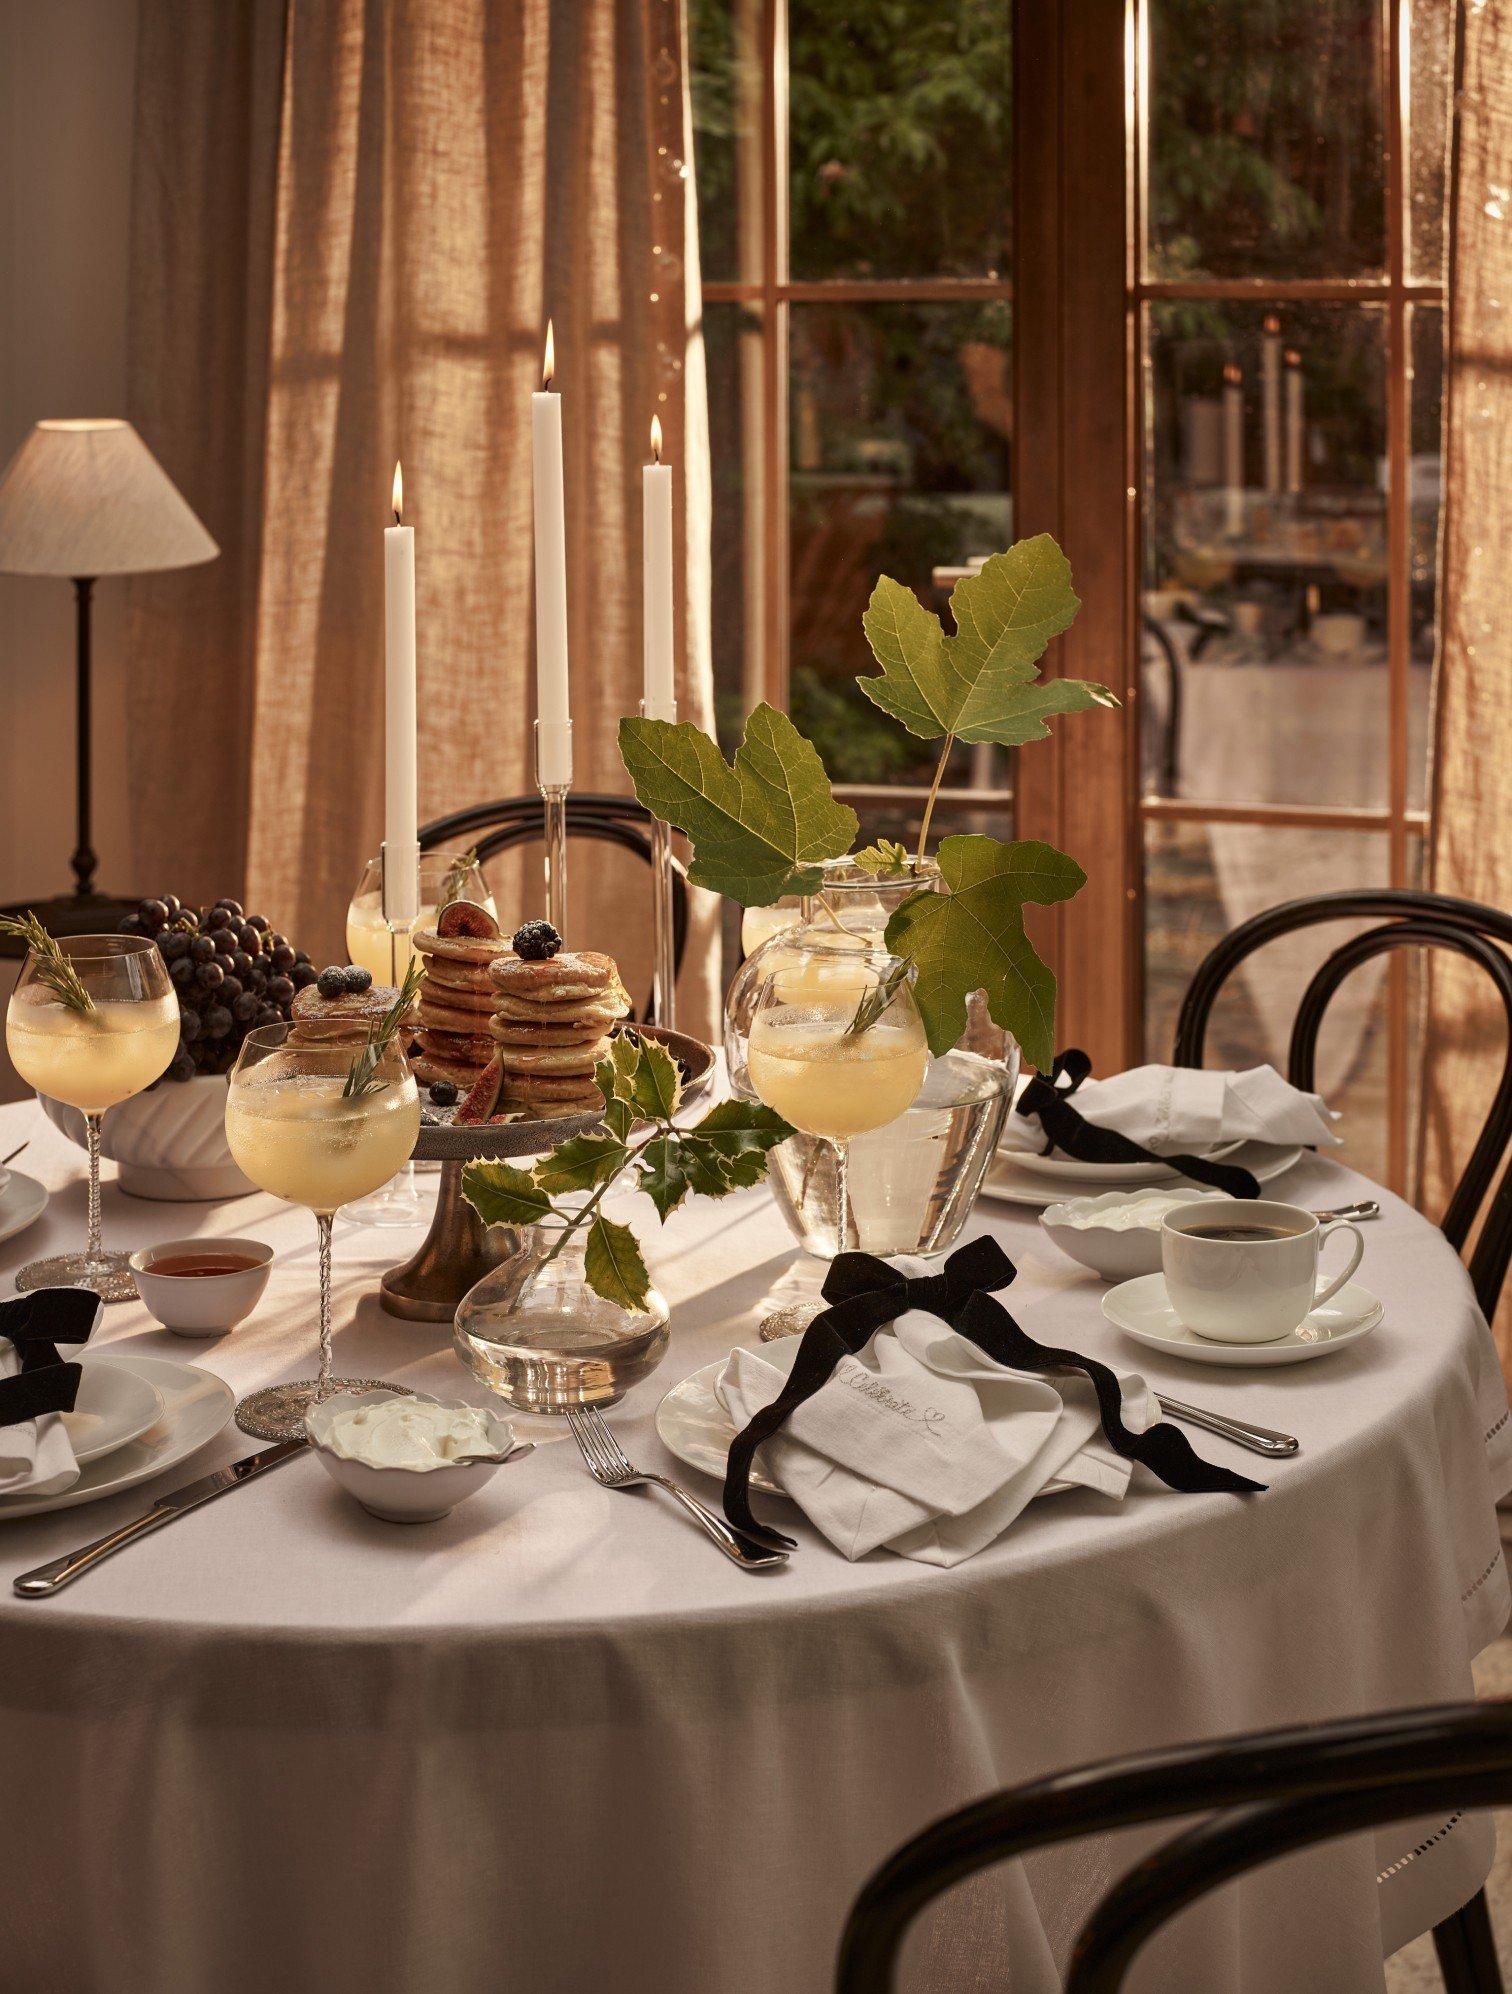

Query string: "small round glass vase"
[453, 1225, 670, 1414]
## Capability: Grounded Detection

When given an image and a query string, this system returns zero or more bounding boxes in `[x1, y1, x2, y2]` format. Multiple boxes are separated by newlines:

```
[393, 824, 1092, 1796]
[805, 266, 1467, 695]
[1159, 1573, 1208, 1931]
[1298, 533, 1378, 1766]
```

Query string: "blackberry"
[512, 919, 561, 961]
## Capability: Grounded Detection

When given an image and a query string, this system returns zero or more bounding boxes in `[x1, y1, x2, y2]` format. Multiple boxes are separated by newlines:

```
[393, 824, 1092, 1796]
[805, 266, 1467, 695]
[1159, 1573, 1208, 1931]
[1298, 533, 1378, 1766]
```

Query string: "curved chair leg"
[1432, 1888, 1503, 1993]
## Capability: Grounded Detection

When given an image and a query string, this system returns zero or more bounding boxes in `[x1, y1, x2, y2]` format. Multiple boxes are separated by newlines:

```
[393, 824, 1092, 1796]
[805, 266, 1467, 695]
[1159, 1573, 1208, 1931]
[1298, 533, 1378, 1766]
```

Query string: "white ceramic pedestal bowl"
[41, 1074, 255, 1202]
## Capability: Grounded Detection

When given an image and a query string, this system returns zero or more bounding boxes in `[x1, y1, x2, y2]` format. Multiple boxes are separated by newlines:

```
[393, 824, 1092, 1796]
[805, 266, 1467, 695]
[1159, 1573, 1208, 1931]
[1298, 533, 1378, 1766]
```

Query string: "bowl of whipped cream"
[305, 1389, 525, 1523]
[1039, 1187, 1230, 1281]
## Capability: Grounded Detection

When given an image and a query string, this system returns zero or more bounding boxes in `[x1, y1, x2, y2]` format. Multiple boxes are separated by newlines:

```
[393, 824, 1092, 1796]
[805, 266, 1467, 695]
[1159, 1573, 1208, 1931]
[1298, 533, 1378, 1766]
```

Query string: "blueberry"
[341, 965, 373, 994]
[317, 966, 347, 1000]
[428, 1080, 459, 1106]
[512, 919, 561, 962]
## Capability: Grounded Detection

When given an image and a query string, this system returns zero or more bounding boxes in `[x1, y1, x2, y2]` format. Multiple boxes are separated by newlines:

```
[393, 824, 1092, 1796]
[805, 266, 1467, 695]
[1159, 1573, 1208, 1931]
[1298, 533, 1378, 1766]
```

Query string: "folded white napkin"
[716, 1289, 1158, 1566]
[999, 1062, 1340, 1157]
[0, 1338, 84, 1499]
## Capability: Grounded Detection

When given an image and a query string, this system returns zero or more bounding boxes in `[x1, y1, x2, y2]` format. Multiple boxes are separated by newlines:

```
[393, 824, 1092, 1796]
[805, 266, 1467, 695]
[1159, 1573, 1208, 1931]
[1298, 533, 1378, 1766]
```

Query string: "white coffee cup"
[1160, 1198, 1365, 1343]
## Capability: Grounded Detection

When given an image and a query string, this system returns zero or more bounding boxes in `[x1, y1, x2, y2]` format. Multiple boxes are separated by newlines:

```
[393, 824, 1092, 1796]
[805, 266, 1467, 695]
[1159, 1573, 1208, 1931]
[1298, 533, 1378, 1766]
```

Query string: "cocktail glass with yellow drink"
[3, 923, 178, 1300]
[345, 849, 496, 984]
[745, 938, 928, 1253]
[343, 849, 492, 1227]
[225, 1019, 421, 1439]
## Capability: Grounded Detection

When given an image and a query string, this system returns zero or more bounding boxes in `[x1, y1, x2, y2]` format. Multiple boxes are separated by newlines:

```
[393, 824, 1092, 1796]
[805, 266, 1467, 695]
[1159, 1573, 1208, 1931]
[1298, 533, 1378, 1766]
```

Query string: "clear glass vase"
[723, 856, 1020, 1260]
[453, 1224, 670, 1413]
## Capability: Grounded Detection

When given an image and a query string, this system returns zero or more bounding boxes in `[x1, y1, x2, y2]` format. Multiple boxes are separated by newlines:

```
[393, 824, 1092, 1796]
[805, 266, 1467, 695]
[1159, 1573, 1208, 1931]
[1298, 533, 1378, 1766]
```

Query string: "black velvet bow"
[0, 1289, 101, 1429]
[723, 1238, 1264, 1551]
[1017, 1049, 1262, 1198]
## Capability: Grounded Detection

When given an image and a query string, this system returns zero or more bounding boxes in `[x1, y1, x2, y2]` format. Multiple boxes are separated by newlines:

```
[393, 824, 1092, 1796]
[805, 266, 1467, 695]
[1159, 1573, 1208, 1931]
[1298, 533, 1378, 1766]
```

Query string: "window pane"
[1144, 823, 1392, 1181]
[1408, 0, 1453, 280]
[788, 0, 1011, 280]
[705, 302, 765, 750]
[1142, 302, 1390, 808]
[1408, 303, 1443, 811]
[789, 302, 1012, 785]
[1145, 0, 1386, 279]
[689, 0, 762, 284]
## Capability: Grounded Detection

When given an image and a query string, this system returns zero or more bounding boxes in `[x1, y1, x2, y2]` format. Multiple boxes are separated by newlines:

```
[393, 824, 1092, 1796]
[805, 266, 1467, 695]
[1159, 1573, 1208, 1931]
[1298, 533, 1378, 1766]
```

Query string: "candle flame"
[1284, 348, 1302, 367]
[650, 415, 663, 463]
[391, 461, 403, 524]
[1263, 313, 1281, 336]
[1222, 362, 1243, 386]
[543, 320, 555, 389]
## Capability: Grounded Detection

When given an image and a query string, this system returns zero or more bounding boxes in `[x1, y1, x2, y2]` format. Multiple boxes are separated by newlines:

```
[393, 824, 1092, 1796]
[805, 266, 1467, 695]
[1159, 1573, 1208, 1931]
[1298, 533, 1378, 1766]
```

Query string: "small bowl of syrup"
[129, 1237, 274, 1337]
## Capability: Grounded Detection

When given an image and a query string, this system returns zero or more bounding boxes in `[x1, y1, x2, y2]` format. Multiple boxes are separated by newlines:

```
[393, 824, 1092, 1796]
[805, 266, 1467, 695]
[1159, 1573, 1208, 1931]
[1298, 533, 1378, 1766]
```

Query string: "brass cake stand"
[379, 1024, 716, 1323]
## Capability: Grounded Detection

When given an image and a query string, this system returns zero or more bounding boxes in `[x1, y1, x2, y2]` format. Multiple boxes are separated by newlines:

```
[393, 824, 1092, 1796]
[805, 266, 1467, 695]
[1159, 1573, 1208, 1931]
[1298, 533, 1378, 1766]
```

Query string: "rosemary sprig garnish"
[0, 912, 95, 1015]
[436, 847, 481, 914]
[844, 956, 910, 1038]
[343, 956, 423, 1100]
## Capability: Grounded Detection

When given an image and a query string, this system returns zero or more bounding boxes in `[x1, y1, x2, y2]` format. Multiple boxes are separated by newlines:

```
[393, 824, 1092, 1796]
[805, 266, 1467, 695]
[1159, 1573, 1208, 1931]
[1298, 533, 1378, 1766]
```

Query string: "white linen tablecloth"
[0, 1101, 1506, 1994]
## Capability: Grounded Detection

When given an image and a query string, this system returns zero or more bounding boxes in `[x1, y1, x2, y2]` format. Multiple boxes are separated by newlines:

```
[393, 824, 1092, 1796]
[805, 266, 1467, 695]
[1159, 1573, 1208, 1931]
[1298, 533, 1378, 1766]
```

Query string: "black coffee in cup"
[1178, 1220, 1301, 1243]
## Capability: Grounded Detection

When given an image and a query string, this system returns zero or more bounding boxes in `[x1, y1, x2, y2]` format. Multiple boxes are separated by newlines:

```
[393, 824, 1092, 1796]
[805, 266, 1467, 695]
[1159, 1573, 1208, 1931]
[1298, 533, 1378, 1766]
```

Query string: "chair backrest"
[836, 1701, 1512, 1994]
[1170, 888, 1512, 1317]
[419, 794, 688, 1024]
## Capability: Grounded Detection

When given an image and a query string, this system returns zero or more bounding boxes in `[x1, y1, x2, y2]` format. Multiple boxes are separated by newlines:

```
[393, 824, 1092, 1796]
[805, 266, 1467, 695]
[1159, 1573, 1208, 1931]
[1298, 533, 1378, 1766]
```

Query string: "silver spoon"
[1312, 1200, 1379, 1223]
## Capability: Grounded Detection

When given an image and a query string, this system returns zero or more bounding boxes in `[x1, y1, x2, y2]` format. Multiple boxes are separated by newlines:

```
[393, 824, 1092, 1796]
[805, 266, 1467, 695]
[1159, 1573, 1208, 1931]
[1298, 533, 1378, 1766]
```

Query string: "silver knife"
[1156, 1396, 1299, 1458]
[12, 1440, 307, 1597]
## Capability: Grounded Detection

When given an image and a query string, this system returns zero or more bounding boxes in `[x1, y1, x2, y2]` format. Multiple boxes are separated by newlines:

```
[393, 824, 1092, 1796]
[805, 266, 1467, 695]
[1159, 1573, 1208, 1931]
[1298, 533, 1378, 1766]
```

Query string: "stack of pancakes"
[487, 949, 631, 1114]
[288, 982, 409, 1047]
[410, 923, 515, 1091]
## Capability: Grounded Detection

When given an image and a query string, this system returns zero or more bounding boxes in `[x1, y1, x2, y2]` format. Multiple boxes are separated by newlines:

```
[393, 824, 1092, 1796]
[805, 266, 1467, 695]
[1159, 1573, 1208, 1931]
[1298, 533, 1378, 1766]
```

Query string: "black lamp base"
[0, 890, 140, 960]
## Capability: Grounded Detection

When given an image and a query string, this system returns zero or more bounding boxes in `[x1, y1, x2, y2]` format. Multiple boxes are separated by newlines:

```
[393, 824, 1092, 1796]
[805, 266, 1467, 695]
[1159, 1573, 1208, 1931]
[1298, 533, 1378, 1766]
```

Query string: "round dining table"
[0, 1100, 1506, 1994]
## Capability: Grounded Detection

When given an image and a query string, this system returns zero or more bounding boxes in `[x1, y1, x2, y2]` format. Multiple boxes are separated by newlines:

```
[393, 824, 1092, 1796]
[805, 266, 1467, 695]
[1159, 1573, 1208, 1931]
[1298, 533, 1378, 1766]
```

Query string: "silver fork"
[565, 1405, 787, 1569]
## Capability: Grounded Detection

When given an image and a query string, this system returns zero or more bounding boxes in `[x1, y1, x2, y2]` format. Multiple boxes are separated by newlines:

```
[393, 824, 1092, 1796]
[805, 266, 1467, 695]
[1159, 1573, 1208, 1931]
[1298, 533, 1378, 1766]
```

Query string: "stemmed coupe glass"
[4, 928, 178, 1300]
[340, 848, 495, 1228]
[744, 937, 928, 1252]
[224, 1023, 421, 1439]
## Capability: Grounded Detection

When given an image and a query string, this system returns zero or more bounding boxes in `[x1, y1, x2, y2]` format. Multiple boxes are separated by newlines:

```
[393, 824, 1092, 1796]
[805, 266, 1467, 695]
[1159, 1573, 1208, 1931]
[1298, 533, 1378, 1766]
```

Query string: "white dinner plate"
[61, 1356, 164, 1465]
[1002, 1136, 1250, 1186]
[984, 1142, 1305, 1209]
[656, 1358, 1074, 1499]
[0, 1169, 49, 1250]
[0, 1352, 234, 1519]
[1101, 1273, 1382, 1367]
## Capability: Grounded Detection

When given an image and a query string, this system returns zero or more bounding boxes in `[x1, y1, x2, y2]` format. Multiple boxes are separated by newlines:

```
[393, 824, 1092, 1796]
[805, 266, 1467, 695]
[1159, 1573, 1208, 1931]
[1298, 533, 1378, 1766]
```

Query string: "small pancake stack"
[486, 945, 631, 1115]
[288, 978, 412, 1048]
[409, 902, 515, 1094]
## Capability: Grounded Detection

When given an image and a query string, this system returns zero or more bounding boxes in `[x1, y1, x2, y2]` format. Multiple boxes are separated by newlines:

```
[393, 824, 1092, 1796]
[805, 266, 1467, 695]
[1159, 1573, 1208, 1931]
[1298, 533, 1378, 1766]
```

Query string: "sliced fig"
[454, 1054, 503, 1125]
[437, 900, 501, 941]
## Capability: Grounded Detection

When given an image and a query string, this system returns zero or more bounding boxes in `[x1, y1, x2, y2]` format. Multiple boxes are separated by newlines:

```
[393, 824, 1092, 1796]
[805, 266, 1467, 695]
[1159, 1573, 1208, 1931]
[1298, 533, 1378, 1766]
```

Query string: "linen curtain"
[125, 0, 716, 1034]
[1419, 0, 1512, 1362]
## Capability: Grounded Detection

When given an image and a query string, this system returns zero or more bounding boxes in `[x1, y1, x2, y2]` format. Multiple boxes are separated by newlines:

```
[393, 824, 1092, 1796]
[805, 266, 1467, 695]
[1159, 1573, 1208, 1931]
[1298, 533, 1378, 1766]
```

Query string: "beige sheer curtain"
[1420, 0, 1512, 1360]
[125, 0, 717, 1035]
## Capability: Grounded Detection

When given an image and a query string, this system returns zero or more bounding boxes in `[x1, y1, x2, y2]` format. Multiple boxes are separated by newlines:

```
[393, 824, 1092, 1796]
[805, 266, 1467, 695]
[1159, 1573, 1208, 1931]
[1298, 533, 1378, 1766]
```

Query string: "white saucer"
[0, 1169, 49, 1250]
[0, 1352, 234, 1518]
[985, 1142, 1305, 1208]
[61, 1356, 165, 1465]
[1101, 1273, 1383, 1367]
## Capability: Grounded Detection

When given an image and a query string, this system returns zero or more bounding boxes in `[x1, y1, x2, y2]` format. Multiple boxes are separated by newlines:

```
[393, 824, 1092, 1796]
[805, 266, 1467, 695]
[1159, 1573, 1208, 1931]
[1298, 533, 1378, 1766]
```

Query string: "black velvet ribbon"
[0, 1289, 101, 1429]
[723, 1237, 1264, 1551]
[1017, 1049, 1262, 1198]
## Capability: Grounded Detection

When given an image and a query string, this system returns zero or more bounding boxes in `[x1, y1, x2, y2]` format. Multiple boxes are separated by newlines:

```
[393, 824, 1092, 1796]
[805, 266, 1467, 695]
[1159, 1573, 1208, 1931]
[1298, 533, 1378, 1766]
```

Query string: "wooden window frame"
[703, 0, 1440, 1191]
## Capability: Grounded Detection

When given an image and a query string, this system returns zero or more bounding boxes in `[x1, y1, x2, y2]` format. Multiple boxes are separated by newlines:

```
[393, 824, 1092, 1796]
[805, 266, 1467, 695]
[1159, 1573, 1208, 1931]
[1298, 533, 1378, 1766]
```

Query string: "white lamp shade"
[0, 419, 218, 577]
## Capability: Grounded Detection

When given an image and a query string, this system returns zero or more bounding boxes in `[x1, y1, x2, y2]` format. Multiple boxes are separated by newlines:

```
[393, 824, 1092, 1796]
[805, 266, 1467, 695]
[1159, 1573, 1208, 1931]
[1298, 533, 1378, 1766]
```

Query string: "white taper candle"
[532, 320, 572, 786]
[643, 416, 676, 722]
[383, 461, 419, 925]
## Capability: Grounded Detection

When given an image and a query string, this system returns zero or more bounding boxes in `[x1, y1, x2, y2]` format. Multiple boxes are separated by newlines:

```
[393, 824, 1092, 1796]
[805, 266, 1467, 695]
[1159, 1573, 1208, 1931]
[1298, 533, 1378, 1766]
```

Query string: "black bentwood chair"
[836, 1702, 1512, 1994]
[1173, 888, 1512, 1319]
[419, 793, 689, 1023]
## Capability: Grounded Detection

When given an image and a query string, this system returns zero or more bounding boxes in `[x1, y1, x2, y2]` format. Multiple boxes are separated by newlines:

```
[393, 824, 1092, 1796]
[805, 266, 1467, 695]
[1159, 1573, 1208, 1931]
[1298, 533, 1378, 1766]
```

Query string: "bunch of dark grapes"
[119, 896, 319, 1084]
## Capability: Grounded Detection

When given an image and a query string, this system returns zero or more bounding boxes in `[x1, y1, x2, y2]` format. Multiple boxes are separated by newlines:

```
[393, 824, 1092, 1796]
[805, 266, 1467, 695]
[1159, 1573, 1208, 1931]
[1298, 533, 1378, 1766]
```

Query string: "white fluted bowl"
[40, 1075, 255, 1202]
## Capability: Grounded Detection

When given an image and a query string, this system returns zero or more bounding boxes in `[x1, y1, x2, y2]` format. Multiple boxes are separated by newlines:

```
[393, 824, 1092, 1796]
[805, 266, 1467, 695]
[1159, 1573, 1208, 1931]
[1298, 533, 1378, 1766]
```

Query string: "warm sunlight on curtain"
[1420, 0, 1512, 1360]
[124, 0, 715, 1031]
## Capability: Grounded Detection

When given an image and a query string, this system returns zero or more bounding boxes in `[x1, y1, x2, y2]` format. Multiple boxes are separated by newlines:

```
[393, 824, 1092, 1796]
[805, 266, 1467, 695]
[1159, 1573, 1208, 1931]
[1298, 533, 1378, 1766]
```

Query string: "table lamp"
[0, 418, 218, 946]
